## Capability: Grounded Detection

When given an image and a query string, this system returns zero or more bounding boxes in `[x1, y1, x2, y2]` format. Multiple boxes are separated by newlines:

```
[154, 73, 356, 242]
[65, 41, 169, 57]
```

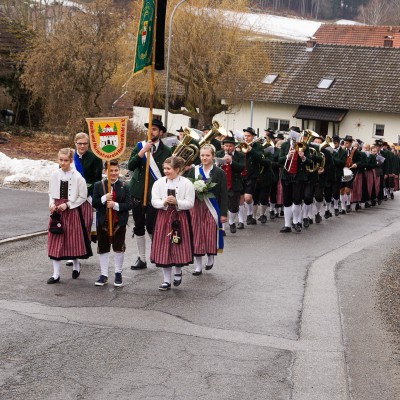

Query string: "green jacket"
[215, 149, 245, 192]
[242, 141, 264, 180]
[128, 140, 172, 201]
[279, 141, 313, 182]
[332, 147, 347, 181]
[78, 150, 103, 197]
[187, 165, 228, 217]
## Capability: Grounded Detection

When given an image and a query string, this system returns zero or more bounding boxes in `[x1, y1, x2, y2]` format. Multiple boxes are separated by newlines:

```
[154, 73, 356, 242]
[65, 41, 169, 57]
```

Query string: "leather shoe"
[303, 218, 309, 228]
[315, 213, 322, 223]
[192, 270, 202, 276]
[280, 226, 291, 233]
[259, 215, 267, 224]
[47, 277, 60, 284]
[293, 223, 302, 232]
[246, 216, 257, 225]
[229, 223, 236, 233]
[334, 208, 340, 216]
[131, 257, 147, 270]
[173, 273, 182, 287]
[237, 222, 245, 230]
[205, 264, 213, 271]
[72, 270, 80, 279]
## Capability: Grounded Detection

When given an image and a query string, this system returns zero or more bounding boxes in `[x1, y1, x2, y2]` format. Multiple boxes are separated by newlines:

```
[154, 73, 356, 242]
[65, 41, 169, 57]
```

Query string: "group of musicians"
[169, 122, 399, 235]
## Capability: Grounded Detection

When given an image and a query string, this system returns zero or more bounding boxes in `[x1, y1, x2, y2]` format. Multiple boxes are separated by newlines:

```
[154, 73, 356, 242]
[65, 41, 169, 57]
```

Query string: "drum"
[342, 167, 354, 182]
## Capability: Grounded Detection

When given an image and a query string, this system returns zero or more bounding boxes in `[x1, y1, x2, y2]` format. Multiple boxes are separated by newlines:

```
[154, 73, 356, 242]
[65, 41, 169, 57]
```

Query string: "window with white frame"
[267, 118, 290, 131]
[373, 124, 385, 137]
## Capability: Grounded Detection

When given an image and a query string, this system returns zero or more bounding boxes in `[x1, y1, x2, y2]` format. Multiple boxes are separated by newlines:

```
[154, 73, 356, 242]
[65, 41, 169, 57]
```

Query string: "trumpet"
[236, 136, 264, 153]
[284, 138, 306, 171]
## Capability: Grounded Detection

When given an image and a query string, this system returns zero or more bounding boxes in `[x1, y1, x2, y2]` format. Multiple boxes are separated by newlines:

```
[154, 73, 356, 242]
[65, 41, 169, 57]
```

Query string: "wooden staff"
[107, 160, 113, 241]
[143, 0, 158, 206]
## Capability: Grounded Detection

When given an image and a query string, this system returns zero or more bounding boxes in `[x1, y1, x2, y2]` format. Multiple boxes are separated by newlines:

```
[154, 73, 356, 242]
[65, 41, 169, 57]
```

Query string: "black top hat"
[243, 127, 256, 135]
[144, 119, 167, 133]
[201, 124, 212, 131]
[290, 126, 301, 133]
[332, 136, 341, 142]
[177, 126, 184, 132]
[222, 136, 236, 144]
[276, 133, 285, 140]
[343, 135, 353, 142]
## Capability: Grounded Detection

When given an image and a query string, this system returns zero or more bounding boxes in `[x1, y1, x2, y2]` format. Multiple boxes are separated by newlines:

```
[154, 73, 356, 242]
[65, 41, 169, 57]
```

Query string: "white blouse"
[151, 176, 195, 211]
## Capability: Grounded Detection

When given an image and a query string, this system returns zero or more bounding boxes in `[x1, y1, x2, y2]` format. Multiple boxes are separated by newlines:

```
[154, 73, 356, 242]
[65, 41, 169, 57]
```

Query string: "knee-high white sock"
[269, 203, 275, 211]
[292, 204, 301, 224]
[247, 201, 254, 216]
[136, 235, 146, 261]
[99, 253, 109, 277]
[114, 252, 124, 274]
[206, 255, 214, 266]
[347, 194, 352, 205]
[194, 256, 203, 272]
[325, 201, 331, 211]
[284, 206, 293, 227]
[260, 204, 267, 216]
[239, 204, 246, 223]
[252, 204, 258, 218]
[302, 204, 310, 219]
[315, 201, 322, 214]
[333, 199, 339, 209]
[72, 259, 81, 272]
[52, 260, 61, 279]
[162, 267, 172, 284]
[229, 211, 237, 225]
[340, 195, 346, 208]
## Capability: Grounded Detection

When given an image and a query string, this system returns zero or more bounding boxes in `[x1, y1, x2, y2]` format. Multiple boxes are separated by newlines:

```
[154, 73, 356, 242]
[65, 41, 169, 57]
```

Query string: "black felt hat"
[243, 127, 256, 135]
[222, 136, 236, 144]
[144, 119, 167, 133]
[332, 136, 341, 143]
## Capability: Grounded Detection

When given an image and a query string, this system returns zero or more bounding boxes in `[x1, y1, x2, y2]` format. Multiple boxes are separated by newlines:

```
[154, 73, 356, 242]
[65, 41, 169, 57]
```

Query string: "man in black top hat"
[216, 136, 245, 233]
[128, 118, 172, 270]
[238, 127, 264, 225]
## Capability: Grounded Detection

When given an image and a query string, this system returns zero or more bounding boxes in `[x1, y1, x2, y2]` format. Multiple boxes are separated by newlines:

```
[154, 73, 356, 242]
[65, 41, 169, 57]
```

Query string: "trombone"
[284, 138, 306, 171]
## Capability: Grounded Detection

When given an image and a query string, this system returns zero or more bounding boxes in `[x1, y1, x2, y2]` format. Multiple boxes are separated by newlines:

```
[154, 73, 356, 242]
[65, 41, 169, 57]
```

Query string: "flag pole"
[143, 0, 158, 207]
[107, 160, 113, 241]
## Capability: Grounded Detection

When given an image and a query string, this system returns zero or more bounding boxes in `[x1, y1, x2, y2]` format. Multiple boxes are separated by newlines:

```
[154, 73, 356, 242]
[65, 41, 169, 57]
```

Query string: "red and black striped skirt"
[190, 199, 218, 256]
[48, 199, 93, 260]
[150, 207, 194, 268]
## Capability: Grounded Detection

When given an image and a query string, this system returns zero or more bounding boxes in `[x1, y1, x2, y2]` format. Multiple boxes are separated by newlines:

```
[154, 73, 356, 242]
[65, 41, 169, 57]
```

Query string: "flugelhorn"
[199, 120, 230, 148]
[236, 136, 265, 153]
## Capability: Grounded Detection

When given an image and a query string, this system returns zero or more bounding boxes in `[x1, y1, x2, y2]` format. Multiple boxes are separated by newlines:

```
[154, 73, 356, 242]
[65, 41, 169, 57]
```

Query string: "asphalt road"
[0, 188, 399, 399]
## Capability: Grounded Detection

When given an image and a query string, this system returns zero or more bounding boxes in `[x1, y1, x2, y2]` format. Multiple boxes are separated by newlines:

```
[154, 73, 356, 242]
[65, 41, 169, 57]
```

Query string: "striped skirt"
[351, 172, 363, 202]
[150, 207, 193, 268]
[276, 178, 283, 205]
[190, 199, 218, 256]
[365, 170, 375, 198]
[48, 199, 93, 260]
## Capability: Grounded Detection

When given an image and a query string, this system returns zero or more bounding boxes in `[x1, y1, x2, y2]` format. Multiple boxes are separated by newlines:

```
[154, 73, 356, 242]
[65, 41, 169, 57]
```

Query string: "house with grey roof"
[213, 39, 400, 144]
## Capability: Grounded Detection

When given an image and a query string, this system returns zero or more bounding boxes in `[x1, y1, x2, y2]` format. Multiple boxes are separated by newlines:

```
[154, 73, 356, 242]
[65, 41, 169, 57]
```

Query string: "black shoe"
[72, 270, 80, 279]
[315, 213, 322, 224]
[246, 216, 257, 225]
[280, 210, 284, 217]
[303, 218, 309, 228]
[259, 215, 267, 224]
[293, 223, 302, 232]
[66, 260, 73, 266]
[192, 270, 202, 276]
[95, 275, 108, 286]
[390, 193, 394, 200]
[47, 276, 60, 284]
[308, 219, 313, 225]
[371, 200, 377, 206]
[384, 195, 388, 201]
[159, 282, 171, 291]
[377, 200, 382, 205]
[340, 209, 346, 215]
[114, 273, 123, 287]
[364, 202, 371, 209]
[334, 208, 340, 216]
[346, 205, 352, 213]
[131, 257, 147, 270]
[355, 203, 361, 211]
[269, 211, 276, 220]
[229, 223, 236, 233]
[237, 222, 245, 230]
[205, 264, 213, 271]
[324, 210, 332, 219]
[173, 273, 182, 287]
[280, 226, 291, 233]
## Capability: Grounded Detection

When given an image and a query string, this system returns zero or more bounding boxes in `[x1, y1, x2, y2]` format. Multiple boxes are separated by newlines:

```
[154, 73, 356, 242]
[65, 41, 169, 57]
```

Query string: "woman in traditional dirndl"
[151, 156, 195, 291]
[187, 145, 228, 276]
[47, 148, 93, 284]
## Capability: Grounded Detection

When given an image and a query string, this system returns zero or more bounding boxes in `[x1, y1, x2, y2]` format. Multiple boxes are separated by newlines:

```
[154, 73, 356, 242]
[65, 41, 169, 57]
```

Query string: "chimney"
[306, 37, 317, 52]
[384, 35, 393, 48]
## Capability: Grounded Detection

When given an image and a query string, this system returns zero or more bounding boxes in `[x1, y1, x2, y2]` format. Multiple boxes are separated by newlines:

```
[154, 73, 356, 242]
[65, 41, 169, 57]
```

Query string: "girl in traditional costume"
[151, 156, 195, 290]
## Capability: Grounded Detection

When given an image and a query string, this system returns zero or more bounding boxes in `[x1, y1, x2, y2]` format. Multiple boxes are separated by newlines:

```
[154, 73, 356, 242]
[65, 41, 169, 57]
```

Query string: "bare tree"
[358, 0, 391, 24]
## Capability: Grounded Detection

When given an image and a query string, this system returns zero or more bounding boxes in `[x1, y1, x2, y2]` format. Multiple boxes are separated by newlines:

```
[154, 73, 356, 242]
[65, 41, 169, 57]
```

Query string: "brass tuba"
[172, 127, 200, 167]
[301, 130, 322, 173]
[199, 120, 230, 149]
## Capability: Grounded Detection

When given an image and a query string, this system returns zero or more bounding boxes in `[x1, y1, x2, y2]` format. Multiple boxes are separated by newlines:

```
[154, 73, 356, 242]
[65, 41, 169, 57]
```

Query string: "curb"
[0, 231, 47, 245]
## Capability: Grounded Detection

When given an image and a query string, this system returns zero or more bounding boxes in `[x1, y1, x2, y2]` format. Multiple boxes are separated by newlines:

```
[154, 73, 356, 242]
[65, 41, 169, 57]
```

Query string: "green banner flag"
[133, 0, 167, 75]
[133, 0, 156, 75]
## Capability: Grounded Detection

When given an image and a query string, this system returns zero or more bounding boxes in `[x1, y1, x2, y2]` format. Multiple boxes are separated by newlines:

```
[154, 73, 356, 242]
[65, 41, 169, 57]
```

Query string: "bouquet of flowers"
[190, 175, 216, 201]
